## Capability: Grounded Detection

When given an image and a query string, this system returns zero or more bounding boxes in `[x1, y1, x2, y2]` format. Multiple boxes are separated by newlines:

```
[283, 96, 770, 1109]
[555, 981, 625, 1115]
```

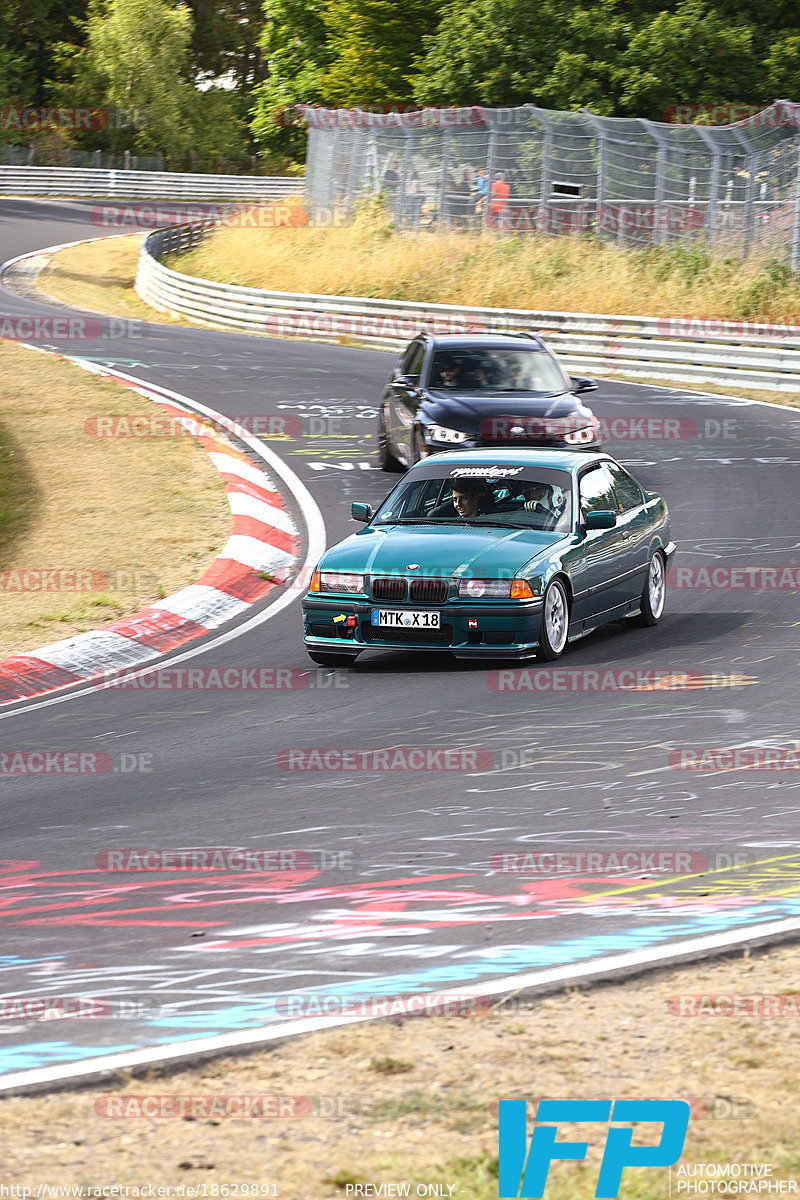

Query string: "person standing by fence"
[489, 170, 511, 228]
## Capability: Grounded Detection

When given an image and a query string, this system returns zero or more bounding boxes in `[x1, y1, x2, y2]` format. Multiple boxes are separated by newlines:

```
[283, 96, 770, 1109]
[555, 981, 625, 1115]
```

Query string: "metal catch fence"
[301, 101, 800, 265]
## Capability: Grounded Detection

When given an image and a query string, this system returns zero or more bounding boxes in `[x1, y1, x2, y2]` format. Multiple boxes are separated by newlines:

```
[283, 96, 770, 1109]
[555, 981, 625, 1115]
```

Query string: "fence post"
[789, 143, 800, 275]
[484, 127, 497, 230]
[438, 126, 452, 228]
[398, 127, 413, 229]
[742, 151, 761, 258]
[694, 126, 720, 250]
[642, 121, 669, 246]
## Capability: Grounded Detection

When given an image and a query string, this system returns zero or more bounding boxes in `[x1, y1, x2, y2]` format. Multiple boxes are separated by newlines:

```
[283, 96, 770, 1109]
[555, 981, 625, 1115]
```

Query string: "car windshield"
[373, 466, 573, 531]
[428, 348, 567, 394]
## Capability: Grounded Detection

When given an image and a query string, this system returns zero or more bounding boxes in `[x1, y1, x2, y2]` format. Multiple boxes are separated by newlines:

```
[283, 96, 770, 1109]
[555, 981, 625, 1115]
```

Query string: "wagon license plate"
[371, 609, 441, 629]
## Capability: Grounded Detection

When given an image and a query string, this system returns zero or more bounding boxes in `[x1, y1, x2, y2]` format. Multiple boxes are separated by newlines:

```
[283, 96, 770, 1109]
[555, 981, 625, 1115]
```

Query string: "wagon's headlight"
[458, 578, 535, 599]
[426, 424, 470, 444]
[564, 416, 599, 445]
[310, 571, 363, 593]
[564, 424, 596, 445]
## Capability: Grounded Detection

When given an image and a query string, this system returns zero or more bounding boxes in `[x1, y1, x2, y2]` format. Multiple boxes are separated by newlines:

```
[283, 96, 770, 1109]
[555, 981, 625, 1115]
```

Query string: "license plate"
[371, 609, 441, 629]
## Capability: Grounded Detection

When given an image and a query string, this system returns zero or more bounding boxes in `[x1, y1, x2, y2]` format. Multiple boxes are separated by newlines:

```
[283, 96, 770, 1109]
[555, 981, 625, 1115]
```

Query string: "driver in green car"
[430, 479, 494, 519]
[522, 481, 559, 526]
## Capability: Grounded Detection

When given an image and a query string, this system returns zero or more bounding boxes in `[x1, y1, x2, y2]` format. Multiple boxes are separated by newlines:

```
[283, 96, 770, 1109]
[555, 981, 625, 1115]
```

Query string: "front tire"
[537, 578, 569, 661]
[377, 409, 404, 472]
[630, 551, 666, 627]
[307, 651, 360, 666]
[412, 425, 430, 464]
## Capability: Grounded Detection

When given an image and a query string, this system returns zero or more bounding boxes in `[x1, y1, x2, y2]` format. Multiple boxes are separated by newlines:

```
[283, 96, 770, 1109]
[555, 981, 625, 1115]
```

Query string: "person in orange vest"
[489, 171, 511, 228]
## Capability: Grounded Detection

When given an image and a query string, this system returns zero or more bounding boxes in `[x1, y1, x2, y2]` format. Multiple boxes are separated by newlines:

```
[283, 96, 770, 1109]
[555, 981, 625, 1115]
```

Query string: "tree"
[250, 0, 332, 158]
[68, 0, 198, 158]
[321, 0, 445, 108]
[0, 0, 87, 108]
[615, 1, 758, 118]
[412, 0, 628, 112]
[186, 0, 268, 91]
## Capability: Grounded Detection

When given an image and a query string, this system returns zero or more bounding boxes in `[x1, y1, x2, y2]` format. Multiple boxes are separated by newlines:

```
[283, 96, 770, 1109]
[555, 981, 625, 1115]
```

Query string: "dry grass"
[39, 233, 186, 323]
[173, 201, 800, 322]
[0, 340, 229, 657]
[0, 944, 798, 1196]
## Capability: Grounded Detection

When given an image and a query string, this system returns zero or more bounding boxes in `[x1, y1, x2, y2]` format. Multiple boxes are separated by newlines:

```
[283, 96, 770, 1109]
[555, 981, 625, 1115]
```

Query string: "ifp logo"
[498, 1099, 690, 1197]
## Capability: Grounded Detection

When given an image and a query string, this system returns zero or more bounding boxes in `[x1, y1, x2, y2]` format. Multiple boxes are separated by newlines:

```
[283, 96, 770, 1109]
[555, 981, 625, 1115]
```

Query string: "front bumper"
[302, 595, 545, 658]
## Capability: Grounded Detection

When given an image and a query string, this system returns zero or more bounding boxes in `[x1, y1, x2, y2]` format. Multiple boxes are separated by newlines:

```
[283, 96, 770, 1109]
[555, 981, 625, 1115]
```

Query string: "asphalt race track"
[1, 199, 799, 1084]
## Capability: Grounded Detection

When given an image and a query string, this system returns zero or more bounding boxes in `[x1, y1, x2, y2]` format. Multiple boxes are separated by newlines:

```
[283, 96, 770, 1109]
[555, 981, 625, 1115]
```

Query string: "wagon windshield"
[373, 465, 573, 532]
[428, 348, 568, 394]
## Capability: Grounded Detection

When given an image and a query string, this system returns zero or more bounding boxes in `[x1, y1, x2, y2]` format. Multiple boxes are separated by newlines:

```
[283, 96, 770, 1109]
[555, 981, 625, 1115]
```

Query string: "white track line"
[3, 915, 799, 1093]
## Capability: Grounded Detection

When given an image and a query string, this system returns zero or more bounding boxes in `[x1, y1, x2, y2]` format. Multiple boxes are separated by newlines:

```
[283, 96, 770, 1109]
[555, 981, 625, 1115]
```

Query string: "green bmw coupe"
[302, 449, 675, 665]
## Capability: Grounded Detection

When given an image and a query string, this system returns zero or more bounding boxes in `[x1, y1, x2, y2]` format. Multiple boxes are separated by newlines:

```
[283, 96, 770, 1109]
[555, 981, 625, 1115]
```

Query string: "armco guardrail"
[0, 165, 303, 201]
[135, 222, 800, 393]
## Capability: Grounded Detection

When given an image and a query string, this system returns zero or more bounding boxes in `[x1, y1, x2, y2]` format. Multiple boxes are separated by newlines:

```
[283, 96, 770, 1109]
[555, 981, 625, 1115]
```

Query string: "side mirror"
[395, 374, 418, 387]
[351, 502, 373, 523]
[570, 376, 598, 394]
[585, 509, 617, 530]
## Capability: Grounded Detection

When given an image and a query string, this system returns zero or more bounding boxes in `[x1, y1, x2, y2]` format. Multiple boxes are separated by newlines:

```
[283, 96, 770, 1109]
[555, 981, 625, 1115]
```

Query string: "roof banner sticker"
[450, 466, 524, 478]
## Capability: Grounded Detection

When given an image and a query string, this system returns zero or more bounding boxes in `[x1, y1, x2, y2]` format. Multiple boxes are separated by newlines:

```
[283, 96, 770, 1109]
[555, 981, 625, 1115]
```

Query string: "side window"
[400, 342, 425, 380]
[579, 465, 617, 515]
[606, 462, 645, 512]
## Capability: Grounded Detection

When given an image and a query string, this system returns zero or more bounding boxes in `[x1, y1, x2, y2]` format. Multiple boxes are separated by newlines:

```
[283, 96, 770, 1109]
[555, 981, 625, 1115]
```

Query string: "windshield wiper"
[377, 516, 455, 524]
[467, 519, 529, 529]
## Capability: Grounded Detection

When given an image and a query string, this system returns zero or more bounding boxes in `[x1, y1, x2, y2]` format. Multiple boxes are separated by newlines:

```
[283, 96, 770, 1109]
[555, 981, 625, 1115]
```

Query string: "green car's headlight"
[458, 578, 536, 599]
[310, 571, 364, 593]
